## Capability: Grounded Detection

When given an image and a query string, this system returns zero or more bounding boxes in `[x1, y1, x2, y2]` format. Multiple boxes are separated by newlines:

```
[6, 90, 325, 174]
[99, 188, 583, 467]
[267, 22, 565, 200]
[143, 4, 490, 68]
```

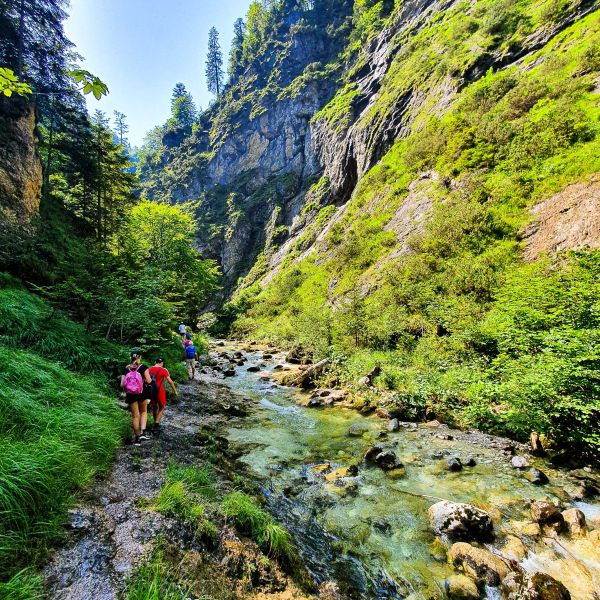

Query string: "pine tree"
[113, 111, 129, 147]
[205, 27, 224, 97]
[171, 82, 187, 111]
[172, 94, 197, 129]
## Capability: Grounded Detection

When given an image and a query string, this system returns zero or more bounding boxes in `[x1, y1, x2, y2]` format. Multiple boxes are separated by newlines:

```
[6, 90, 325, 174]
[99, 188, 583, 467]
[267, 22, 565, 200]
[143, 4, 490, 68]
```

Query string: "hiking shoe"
[139, 432, 151, 441]
[133, 436, 142, 446]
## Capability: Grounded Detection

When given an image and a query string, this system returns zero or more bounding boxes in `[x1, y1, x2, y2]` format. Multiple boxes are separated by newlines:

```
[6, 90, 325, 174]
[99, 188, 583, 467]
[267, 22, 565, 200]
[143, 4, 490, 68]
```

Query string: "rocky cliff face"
[141, 0, 600, 299]
[0, 97, 42, 223]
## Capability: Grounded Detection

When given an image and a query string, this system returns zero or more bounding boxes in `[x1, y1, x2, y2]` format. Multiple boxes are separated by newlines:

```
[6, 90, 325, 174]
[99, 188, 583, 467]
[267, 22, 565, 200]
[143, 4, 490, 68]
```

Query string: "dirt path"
[42, 376, 313, 600]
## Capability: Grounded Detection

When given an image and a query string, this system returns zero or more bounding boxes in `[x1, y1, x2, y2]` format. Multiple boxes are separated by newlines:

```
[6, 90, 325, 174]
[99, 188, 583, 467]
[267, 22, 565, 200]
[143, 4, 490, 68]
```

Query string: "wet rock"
[561, 508, 587, 537]
[388, 418, 399, 432]
[247, 365, 260, 372]
[524, 468, 549, 485]
[508, 520, 542, 537]
[429, 537, 447, 562]
[446, 457, 463, 472]
[445, 574, 480, 600]
[376, 407, 391, 419]
[372, 519, 392, 535]
[364, 445, 383, 463]
[236, 360, 245, 366]
[374, 450, 403, 471]
[502, 534, 528, 560]
[530, 501, 564, 532]
[262, 353, 273, 359]
[431, 450, 449, 459]
[233, 351, 243, 358]
[436, 433, 454, 441]
[428, 501, 494, 542]
[273, 364, 285, 371]
[502, 571, 571, 600]
[464, 457, 477, 467]
[347, 422, 370, 437]
[223, 369, 236, 377]
[511, 456, 530, 469]
[448, 542, 510, 586]
[425, 420, 441, 428]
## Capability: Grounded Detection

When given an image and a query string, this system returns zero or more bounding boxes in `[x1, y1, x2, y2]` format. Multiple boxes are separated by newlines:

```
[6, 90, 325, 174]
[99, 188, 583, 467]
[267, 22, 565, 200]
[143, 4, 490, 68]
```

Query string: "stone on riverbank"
[511, 456, 530, 469]
[531, 501, 563, 526]
[428, 501, 494, 542]
[446, 457, 463, 472]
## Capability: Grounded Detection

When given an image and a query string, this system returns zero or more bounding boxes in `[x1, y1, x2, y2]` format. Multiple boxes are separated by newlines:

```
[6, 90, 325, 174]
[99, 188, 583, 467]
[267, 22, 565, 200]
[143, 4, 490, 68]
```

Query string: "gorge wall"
[140, 0, 600, 303]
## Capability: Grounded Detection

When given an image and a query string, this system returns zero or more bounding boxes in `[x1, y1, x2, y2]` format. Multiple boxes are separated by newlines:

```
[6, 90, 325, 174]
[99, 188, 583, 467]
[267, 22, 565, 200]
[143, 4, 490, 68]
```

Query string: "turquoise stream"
[212, 343, 600, 600]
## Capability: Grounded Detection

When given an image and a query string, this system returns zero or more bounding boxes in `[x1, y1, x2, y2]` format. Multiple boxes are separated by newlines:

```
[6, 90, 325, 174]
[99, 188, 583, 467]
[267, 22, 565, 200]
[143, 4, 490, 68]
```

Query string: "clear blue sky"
[65, 0, 252, 147]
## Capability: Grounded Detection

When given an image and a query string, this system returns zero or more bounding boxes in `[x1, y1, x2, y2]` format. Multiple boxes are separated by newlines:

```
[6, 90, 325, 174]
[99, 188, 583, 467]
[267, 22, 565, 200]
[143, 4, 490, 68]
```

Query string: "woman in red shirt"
[149, 357, 178, 434]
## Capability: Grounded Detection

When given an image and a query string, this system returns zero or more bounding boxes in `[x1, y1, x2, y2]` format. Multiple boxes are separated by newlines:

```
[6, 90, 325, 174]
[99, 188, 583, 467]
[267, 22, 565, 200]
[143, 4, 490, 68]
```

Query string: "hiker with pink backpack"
[121, 350, 152, 446]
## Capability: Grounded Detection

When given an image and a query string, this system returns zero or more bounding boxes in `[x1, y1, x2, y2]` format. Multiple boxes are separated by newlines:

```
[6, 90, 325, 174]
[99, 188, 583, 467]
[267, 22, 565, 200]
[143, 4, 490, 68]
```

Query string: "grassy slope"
[231, 3, 600, 457]
[0, 280, 129, 597]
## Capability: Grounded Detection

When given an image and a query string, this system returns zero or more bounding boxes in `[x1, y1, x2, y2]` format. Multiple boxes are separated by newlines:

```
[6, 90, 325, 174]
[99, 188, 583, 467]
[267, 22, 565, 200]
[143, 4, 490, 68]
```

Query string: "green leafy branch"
[0, 67, 32, 97]
[68, 69, 109, 100]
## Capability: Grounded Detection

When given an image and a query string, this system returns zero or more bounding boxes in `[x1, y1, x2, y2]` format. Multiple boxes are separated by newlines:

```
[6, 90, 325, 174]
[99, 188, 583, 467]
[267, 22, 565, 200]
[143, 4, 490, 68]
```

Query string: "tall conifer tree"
[205, 27, 224, 96]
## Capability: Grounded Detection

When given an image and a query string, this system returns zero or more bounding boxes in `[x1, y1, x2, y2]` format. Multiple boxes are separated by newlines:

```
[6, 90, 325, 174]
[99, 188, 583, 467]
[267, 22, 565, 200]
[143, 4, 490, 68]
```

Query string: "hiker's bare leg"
[130, 401, 141, 437]
[139, 400, 148, 432]
[154, 405, 165, 425]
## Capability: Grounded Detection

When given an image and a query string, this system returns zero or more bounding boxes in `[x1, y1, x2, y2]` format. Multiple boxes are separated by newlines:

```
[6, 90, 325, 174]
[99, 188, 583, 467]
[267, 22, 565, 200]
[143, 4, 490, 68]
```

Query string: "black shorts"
[125, 393, 146, 405]
[126, 385, 152, 404]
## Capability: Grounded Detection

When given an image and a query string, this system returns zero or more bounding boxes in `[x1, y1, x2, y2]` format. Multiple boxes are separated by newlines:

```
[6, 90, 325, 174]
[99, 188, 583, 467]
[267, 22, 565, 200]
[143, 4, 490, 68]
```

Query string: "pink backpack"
[121, 365, 143, 395]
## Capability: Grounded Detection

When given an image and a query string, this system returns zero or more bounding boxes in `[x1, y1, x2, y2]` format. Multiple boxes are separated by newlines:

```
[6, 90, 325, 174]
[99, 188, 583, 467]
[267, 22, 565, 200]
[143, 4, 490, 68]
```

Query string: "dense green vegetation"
[226, 3, 600, 459]
[0, 280, 129, 596]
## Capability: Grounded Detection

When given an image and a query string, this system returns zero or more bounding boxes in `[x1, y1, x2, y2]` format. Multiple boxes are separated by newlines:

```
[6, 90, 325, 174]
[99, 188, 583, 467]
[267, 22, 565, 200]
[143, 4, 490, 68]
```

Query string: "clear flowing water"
[211, 343, 600, 599]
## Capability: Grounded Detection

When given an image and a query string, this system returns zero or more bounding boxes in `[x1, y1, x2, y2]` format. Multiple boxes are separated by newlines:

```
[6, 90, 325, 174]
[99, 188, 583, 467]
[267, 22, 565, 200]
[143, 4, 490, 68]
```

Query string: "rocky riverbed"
[203, 341, 600, 600]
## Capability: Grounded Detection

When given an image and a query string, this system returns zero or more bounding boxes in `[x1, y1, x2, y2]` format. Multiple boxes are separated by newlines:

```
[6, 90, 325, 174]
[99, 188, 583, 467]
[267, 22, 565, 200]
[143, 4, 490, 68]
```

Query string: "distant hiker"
[183, 337, 193, 348]
[185, 331, 192, 341]
[149, 357, 178, 436]
[184, 343, 198, 380]
[121, 350, 152, 446]
[178, 322, 186, 340]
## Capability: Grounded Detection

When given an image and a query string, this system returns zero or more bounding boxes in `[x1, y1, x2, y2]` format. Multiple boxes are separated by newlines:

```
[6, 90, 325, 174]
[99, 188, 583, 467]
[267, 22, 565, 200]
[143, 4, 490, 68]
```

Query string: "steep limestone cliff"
[0, 97, 43, 223]
[141, 0, 600, 299]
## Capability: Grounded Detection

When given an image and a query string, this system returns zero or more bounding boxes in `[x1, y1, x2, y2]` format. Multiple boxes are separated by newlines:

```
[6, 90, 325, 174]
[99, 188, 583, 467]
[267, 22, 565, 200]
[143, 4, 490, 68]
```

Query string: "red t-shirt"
[149, 366, 169, 407]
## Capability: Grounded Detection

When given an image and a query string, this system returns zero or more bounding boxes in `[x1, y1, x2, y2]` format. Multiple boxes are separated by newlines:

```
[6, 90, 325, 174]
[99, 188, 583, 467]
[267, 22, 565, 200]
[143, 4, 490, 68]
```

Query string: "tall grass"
[222, 491, 295, 561]
[0, 282, 127, 374]
[0, 569, 43, 599]
[0, 335, 129, 584]
[125, 550, 189, 600]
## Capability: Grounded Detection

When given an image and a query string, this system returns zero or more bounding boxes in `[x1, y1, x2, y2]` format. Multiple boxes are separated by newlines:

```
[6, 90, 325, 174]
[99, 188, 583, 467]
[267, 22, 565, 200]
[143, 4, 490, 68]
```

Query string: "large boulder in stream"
[448, 542, 510, 586]
[502, 571, 571, 600]
[428, 501, 494, 542]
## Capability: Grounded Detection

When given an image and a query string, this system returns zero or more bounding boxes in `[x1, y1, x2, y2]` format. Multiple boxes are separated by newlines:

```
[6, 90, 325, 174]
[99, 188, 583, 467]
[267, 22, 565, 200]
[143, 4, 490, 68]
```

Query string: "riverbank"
[42, 376, 313, 600]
